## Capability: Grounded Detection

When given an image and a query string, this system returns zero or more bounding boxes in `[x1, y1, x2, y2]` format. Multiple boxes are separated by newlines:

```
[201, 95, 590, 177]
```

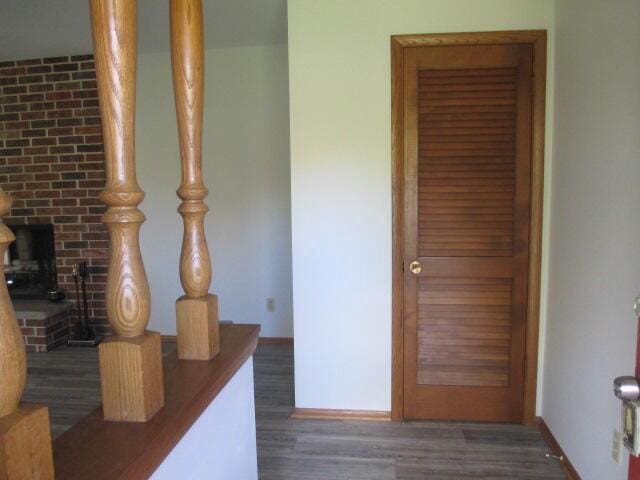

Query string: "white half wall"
[287, 0, 555, 412]
[136, 44, 293, 338]
[541, 1, 640, 479]
[151, 357, 258, 480]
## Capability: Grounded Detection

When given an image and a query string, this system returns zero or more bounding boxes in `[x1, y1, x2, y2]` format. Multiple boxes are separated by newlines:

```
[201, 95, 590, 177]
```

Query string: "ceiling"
[0, 0, 288, 61]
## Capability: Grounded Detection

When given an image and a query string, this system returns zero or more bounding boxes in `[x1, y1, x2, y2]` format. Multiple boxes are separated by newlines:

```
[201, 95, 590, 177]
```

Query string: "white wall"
[136, 44, 293, 338]
[542, 1, 640, 479]
[288, 0, 555, 411]
[151, 358, 258, 480]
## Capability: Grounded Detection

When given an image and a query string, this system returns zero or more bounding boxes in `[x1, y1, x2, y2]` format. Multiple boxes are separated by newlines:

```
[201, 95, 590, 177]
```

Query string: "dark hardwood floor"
[25, 342, 566, 479]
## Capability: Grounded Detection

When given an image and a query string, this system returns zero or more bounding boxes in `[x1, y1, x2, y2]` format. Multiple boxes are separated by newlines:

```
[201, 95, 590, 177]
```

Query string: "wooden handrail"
[171, 0, 220, 360]
[53, 324, 259, 480]
[0, 186, 54, 477]
[90, 0, 164, 422]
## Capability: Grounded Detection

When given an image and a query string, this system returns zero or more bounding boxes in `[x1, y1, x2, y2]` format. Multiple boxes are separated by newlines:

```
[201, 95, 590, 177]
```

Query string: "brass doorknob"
[409, 261, 422, 274]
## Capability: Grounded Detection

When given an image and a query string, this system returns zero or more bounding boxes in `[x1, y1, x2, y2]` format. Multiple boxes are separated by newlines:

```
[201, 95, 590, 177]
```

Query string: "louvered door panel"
[403, 43, 533, 422]
[417, 276, 511, 387]
[418, 68, 517, 258]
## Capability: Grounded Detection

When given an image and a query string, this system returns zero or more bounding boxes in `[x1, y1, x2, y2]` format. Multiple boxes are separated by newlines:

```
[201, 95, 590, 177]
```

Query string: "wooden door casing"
[402, 43, 533, 422]
[391, 31, 547, 424]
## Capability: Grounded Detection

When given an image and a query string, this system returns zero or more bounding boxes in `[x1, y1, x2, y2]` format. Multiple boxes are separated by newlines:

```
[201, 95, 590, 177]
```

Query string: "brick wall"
[17, 306, 72, 353]
[0, 54, 109, 334]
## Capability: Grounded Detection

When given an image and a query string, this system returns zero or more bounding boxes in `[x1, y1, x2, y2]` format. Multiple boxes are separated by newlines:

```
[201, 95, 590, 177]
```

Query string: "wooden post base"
[0, 404, 54, 480]
[99, 331, 164, 422]
[176, 294, 220, 361]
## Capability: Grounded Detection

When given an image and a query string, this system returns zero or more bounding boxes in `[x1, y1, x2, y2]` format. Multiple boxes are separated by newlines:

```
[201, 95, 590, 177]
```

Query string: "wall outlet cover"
[266, 298, 276, 312]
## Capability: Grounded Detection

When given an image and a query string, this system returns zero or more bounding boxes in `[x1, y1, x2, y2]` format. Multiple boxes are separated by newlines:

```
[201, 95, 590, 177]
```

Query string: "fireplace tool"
[67, 261, 103, 347]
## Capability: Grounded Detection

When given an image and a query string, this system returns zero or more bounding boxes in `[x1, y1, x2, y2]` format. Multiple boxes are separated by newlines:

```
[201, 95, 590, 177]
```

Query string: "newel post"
[0, 188, 54, 479]
[171, 0, 220, 360]
[90, 0, 164, 422]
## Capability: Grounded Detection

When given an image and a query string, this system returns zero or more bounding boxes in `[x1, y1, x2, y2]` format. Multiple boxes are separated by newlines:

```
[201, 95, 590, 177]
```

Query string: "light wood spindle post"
[171, 0, 220, 360]
[0, 188, 54, 479]
[90, 0, 164, 422]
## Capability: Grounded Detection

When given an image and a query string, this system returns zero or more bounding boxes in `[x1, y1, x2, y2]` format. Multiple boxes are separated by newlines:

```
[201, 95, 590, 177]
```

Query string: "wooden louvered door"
[402, 43, 533, 422]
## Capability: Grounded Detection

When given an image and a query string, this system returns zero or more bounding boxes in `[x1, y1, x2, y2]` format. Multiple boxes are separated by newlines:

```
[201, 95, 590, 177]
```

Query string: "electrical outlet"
[266, 298, 275, 312]
[612, 429, 623, 464]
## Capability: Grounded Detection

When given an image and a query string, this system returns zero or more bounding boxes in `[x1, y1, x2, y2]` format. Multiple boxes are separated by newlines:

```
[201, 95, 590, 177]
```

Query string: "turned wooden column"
[0, 188, 54, 479]
[171, 0, 220, 361]
[90, 0, 164, 421]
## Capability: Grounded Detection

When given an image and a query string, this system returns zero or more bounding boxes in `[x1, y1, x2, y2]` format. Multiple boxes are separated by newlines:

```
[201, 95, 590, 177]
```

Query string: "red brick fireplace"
[0, 54, 109, 338]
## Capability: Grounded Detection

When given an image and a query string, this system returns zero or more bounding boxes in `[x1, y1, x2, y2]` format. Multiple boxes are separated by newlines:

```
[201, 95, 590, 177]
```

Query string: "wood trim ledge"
[165, 335, 291, 347]
[258, 337, 293, 346]
[536, 417, 582, 480]
[53, 323, 260, 480]
[291, 408, 391, 422]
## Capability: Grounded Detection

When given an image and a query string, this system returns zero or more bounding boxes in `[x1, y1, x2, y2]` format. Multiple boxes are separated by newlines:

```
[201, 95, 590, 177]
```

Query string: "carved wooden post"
[0, 188, 54, 479]
[171, 0, 220, 360]
[90, 0, 164, 421]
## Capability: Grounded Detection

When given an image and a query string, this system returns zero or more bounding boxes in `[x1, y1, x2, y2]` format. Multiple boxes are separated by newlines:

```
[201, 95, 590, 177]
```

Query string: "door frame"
[391, 30, 547, 424]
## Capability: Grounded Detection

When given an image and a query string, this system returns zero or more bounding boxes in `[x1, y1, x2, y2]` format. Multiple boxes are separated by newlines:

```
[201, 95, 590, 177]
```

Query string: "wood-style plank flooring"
[25, 343, 566, 479]
[254, 344, 566, 479]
